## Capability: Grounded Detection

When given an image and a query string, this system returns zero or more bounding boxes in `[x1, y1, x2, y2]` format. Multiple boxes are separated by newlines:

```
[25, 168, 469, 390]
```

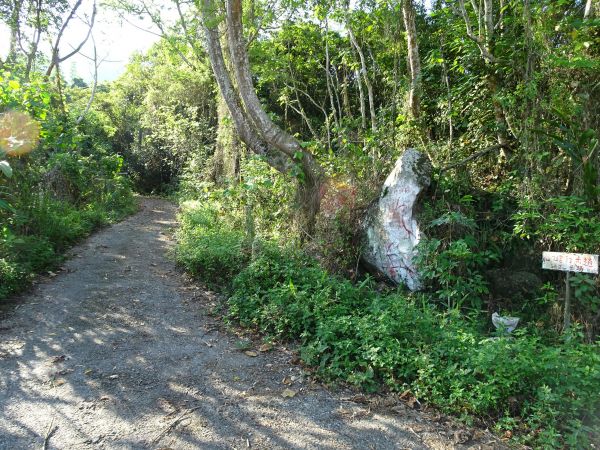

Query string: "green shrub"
[513, 195, 600, 337]
[0, 72, 136, 301]
[176, 201, 250, 287]
[177, 194, 600, 448]
[177, 228, 248, 286]
[0, 257, 25, 298]
[228, 248, 600, 447]
[228, 246, 374, 337]
[513, 195, 600, 253]
[416, 236, 495, 311]
[0, 231, 56, 297]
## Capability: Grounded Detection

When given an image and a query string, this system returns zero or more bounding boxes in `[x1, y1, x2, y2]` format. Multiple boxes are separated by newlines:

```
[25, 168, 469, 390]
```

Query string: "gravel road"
[0, 198, 504, 450]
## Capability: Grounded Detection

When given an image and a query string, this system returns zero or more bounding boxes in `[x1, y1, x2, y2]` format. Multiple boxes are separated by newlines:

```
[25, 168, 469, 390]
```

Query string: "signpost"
[542, 252, 599, 331]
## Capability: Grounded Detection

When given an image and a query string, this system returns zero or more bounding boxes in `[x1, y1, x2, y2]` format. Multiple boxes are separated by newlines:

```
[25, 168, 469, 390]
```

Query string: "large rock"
[363, 148, 432, 290]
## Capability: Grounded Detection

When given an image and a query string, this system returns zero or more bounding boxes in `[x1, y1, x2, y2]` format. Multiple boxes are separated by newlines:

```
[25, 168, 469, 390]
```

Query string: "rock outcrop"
[363, 149, 432, 290]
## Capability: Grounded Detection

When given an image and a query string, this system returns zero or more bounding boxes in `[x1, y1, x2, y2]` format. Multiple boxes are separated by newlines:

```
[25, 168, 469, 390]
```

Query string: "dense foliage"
[0, 71, 135, 300]
[2, 0, 599, 447]
[177, 199, 599, 448]
[168, 1, 599, 447]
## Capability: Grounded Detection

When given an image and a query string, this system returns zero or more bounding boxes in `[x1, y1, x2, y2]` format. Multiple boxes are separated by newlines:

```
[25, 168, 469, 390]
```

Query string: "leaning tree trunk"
[201, 1, 272, 162]
[225, 0, 324, 233]
[201, 0, 324, 233]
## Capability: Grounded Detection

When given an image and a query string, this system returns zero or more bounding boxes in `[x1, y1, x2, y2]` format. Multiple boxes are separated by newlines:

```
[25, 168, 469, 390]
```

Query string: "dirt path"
[0, 198, 502, 450]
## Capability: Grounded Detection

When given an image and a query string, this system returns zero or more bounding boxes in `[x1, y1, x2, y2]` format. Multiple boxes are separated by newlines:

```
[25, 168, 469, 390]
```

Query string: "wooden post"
[542, 252, 598, 333]
[564, 272, 571, 332]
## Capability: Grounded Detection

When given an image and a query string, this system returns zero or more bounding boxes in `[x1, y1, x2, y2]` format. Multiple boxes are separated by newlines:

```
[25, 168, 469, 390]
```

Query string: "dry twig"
[151, 405, 202, 445]
[42, 417, 56, 450]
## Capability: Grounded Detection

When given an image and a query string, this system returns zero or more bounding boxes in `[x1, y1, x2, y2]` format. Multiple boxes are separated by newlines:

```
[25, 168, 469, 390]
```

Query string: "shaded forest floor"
[0, 198, 506, 449]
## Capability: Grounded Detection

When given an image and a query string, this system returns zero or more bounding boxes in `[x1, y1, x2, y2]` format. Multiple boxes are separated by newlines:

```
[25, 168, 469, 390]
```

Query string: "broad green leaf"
[0, 160, 12, 178]
[0, 198, 13, 211]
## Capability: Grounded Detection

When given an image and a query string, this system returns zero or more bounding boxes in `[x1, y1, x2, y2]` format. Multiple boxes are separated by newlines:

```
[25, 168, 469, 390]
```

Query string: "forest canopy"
[1, 0, 599, 447]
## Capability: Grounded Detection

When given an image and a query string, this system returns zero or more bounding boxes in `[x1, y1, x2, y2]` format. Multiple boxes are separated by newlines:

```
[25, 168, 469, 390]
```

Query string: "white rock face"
[363, 149, 432, 291]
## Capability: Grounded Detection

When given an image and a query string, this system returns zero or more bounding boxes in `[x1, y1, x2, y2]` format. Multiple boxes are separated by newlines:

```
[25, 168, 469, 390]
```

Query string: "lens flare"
[0, 111, 41, 157]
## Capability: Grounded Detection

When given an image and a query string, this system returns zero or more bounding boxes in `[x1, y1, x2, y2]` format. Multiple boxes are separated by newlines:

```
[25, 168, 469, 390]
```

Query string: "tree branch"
[456, 0, 496, 64]
[76, 34, 99, 125]
[46, 0, 96, 77]
[440, 144, 510, 173]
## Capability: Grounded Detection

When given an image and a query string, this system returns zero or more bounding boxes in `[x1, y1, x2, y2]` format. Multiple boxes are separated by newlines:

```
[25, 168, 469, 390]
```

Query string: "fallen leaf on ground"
[50, 355, 67, 363]
[399, 390, 420, 408]
[258, 343, 273, 352]
[282, 376, 292, 385]
[453, 429, 472, 444]
[281, 389, 297, 398]
[244, 351, 258, 357]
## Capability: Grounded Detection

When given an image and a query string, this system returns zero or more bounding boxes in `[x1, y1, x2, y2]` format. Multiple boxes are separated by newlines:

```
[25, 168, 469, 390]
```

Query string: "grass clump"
[0, 170, 135, 301]
[0, 195, 135, 300]
[175, 201, 249, 287]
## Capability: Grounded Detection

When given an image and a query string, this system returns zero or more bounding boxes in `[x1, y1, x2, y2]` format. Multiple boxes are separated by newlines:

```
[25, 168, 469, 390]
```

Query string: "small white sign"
[542, 251, 599, 274]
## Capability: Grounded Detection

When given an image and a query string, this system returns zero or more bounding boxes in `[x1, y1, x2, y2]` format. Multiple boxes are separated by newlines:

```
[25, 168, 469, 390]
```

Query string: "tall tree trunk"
[348, 26, 377, 133]
[6, 0, 23, 64]
[342, 68, 353, 120]
[215, 20, 242, 183]
[457, 0, 511, 152]
[213, 94, 242, 183]
[439, 41, 453, 144]
[24, 0, 43, 80]
[585, 0, 599, 18]
[55, 63, 66, 116]
[356, 69, 367, 129]
[402, 0, 421, 119]
[324, 17, 340, 149]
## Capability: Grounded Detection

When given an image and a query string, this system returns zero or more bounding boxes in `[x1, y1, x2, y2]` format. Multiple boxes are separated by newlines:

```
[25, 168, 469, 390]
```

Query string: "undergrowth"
[0, 192, 136, 300]
[0, 72, 137, 300]
[176, 199, 600, 449]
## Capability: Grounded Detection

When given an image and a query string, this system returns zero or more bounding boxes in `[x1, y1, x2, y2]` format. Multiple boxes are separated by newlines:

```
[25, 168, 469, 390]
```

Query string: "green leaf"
[0, 160, 12, 178]
[0, 198, 13, 212]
